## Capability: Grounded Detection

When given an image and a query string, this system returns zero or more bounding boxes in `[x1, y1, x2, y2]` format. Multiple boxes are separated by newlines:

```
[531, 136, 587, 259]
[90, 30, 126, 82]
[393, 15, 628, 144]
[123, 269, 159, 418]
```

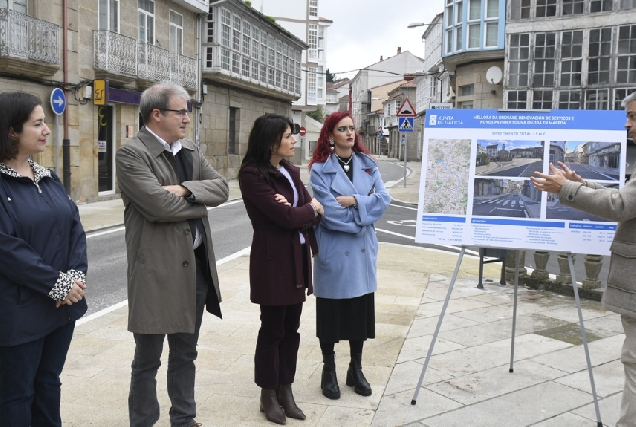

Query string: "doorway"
[97, 105, 114, 194]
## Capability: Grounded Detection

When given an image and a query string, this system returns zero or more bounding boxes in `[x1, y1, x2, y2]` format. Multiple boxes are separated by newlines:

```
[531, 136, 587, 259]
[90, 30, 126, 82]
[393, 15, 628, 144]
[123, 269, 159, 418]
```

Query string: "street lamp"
[407, 22, 430, 28]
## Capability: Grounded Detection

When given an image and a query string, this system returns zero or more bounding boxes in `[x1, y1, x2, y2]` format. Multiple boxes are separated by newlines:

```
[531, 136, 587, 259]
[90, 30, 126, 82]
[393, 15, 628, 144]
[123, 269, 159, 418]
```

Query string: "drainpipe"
[62, 0, 71, 195]
[195, 13, 202, 145]
[348, 83, 352, 113]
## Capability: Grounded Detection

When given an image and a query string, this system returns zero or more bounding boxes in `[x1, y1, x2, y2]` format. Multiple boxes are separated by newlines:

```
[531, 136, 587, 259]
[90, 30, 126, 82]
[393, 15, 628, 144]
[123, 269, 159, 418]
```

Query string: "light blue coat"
[310, 152, 391, 299]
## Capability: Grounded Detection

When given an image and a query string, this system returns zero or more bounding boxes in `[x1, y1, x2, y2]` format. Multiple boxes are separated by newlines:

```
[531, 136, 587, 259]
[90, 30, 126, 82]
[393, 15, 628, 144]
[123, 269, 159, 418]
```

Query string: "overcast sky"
[320, 0, 444, 79]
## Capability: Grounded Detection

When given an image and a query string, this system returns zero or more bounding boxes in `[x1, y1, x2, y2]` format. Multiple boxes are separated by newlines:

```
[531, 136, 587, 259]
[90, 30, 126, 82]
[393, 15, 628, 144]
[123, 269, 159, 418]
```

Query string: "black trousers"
[254, 303, 303, 389]
[129, 247, 209, 427]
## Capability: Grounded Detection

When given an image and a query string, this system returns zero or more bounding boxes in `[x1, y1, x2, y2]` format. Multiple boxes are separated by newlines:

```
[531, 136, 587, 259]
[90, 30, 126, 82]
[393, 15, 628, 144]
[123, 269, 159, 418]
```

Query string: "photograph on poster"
[475, 140, 544, 177]
[472, 178, 540, 218]
[420, 138, 471, 215]
[543, 183, 620, 222]
[550, 141, 621, 182]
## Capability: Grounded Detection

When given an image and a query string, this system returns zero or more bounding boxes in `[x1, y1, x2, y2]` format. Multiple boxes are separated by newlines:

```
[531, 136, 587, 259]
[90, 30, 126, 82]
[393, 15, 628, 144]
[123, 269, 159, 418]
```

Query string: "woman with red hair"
[309, 111, 390, 400]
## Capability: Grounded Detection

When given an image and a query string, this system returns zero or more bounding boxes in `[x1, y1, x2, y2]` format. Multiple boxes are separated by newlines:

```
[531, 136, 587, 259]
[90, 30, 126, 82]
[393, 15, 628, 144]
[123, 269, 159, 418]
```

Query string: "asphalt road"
[477, 158, 543, 177]
[562, 162, 620, 181]
[472, 193, 528, 218]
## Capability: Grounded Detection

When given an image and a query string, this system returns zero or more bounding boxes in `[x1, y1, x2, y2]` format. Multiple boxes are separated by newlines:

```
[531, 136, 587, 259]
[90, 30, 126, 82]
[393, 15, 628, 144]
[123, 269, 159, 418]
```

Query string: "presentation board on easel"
[415, 109, 627, 256]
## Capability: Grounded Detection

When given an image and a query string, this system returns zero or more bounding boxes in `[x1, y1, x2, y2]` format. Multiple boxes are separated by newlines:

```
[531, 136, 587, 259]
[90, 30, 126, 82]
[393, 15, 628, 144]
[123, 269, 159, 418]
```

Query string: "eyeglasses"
[161, 108, 189, 117]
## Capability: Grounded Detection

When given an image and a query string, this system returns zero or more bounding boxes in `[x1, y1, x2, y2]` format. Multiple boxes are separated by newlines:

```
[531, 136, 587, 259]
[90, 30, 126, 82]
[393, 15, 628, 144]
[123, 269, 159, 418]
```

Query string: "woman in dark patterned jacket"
[0, 92, 88, 427]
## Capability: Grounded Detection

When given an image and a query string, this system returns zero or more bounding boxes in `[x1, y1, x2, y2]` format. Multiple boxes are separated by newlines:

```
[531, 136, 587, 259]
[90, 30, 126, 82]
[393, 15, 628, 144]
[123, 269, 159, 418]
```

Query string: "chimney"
[380, 55, 383, 61]
[397, 46, 402, 54]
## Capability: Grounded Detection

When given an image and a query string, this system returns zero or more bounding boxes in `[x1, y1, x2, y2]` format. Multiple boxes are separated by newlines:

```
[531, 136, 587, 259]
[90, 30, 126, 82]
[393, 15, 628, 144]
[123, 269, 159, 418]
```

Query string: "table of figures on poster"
[415, 109, 626, 256]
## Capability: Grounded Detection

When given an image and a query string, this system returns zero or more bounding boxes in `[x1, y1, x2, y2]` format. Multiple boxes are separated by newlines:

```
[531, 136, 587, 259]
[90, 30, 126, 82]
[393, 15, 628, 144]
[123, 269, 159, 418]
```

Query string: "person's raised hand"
[556, 161, 585, 183]
[530, 163, 567, 193]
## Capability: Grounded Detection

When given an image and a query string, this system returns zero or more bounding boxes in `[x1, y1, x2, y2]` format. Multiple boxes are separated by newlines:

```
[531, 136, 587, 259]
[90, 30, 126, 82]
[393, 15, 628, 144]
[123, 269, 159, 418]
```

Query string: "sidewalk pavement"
[63, 159, 625, 426]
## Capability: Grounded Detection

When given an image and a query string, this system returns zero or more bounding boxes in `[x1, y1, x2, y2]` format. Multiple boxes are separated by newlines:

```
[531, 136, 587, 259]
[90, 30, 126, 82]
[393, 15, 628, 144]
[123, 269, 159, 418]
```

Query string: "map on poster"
[415, 109, 627, 255]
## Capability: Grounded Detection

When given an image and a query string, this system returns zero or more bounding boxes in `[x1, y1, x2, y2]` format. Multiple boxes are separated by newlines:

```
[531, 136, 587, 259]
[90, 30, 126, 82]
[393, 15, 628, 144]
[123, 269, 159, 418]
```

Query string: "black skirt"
[315, 293, 375, 343]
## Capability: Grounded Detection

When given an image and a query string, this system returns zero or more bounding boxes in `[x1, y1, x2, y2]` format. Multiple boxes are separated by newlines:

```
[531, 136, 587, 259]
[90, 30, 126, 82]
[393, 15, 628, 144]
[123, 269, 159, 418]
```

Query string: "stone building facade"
[0, 0, 306, 201]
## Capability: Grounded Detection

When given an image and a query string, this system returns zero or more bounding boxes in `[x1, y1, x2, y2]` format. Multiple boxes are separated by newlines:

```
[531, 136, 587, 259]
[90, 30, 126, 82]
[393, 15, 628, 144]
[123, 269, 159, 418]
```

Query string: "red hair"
[308, 111, 369, 169]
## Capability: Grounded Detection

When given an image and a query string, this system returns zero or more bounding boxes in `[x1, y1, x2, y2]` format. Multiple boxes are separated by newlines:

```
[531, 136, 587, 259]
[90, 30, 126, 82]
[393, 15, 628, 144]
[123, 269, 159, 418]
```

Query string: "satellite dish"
[486, 66, 503, 85]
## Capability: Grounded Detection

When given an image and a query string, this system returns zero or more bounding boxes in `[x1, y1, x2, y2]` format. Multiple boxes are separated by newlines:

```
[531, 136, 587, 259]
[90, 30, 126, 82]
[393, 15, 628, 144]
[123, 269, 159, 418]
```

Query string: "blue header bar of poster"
[569, 223, 617, 230]
[426, 109, 625, 130]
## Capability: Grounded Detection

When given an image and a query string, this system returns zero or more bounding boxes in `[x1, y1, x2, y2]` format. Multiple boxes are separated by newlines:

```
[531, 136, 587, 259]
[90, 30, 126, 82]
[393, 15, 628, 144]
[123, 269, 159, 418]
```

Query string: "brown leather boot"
[277, 384, 306, 420]
[260, 388, 286, 425]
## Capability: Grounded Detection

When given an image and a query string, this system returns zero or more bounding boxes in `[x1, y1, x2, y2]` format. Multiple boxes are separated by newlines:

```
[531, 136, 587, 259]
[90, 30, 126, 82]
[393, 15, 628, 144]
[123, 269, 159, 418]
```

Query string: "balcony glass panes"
[618, 25, 636, 55]
[455, 26, 463, 50]
[485, 22, 498, 47]
[468, 24, 480, 48]
[242, 57, 250, 77]
[507, 90, 527, 109]
[221, 48, 229, 70]
[508, 33, 529, 87]
[591, 0, 612, 12]
[615, 88, 636, 109]
[486, 0, 498, 17]
[622, 0, 636, 9]
[469, 0, 481, 20]
[204, 8, 301, 95]
[242, 21, 250, 56]
[232, 52, 239, 74]
[510, 0, 530, 19]
[455, 0, 463, 24]
[617, 57, 636, 83]
[252, 28, 259, 60]
[206, 10, 214, 43]
[536, 0, 557, 17]
[221, 10, 230, 47]
[585, 89, 609, 109]
[533, 33, 556, 87]
[559, 90, 581, 109]
[563, 0, 584, 14]
[560, 31, 583, 86]
[446, 29, 453, 53]
[232, 16, 240, 51]
[589, 28, 612, 85]
[618, 25, 636, 83]
[533, 90, 553, 109]
[309, 0, 318, 17]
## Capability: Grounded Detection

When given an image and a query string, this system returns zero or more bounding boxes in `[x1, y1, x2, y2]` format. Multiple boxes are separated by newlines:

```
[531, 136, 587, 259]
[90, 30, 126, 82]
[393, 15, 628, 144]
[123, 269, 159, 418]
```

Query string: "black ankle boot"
[346, 353, 372, 396]
[321, 352, 341, 399]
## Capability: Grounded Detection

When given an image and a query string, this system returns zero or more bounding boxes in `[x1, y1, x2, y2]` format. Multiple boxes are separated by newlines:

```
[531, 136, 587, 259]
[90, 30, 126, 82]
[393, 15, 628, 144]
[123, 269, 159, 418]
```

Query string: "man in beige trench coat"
[116, 82, 228, 427]
[531, 91, 636, 427]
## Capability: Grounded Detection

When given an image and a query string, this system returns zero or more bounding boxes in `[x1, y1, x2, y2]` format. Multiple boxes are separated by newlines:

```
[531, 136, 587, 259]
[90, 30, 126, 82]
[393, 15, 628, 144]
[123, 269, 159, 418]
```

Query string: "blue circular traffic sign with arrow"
[50, 88, 66, 115]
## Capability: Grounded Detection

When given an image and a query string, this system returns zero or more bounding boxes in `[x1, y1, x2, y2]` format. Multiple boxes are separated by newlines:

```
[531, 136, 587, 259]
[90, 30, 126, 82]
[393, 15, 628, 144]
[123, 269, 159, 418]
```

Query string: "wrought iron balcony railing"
[94, 30, 197, 90]
[94, 30, 137, 78]
[0, 8, 60, 64]
[170, 52, 197, 91]
[137, 42, 171, 83]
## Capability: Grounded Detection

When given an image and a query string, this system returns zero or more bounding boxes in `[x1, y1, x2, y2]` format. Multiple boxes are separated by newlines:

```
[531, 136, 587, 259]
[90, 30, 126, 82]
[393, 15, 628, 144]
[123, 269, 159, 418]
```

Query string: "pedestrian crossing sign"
[398, 117, 414, 132]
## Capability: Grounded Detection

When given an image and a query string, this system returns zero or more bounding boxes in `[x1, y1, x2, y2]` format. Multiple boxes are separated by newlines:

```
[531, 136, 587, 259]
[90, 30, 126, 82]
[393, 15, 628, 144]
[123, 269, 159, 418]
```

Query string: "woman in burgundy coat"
[239, 114, 324, 425]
